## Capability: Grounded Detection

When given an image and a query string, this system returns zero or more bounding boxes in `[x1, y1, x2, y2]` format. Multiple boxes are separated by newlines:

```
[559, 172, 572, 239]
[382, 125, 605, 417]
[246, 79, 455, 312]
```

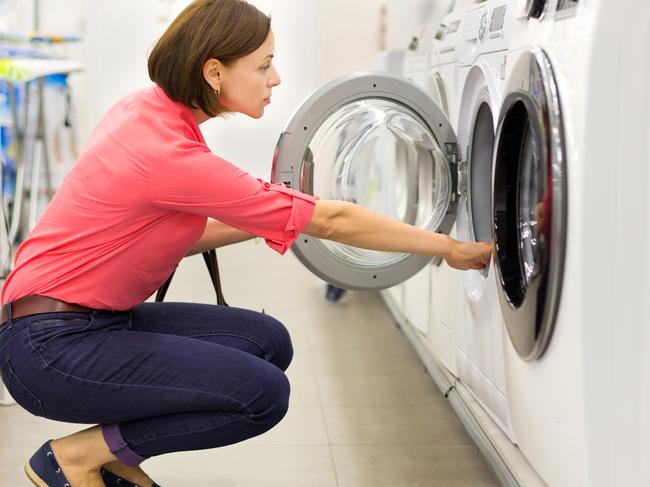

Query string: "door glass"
[494, 100, 547, 309]
[518, 122, 546, 287]
[307, 98, 452, 268]
[469, 102, 494, 244]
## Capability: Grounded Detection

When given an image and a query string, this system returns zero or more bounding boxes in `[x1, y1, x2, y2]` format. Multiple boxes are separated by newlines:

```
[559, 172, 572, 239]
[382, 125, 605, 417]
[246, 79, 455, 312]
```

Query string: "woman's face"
[217, 31, 281, 119]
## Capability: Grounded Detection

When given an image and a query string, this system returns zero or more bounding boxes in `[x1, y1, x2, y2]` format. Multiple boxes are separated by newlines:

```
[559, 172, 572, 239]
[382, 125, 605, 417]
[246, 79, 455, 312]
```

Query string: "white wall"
[0, 0, 33, 32]
[79, 1, 182, 140]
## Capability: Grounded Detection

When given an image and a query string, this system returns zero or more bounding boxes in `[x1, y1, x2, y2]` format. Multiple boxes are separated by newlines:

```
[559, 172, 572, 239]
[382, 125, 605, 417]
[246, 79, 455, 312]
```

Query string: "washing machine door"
[430, 71, 450, 119]
[272, 72, 459, 291]
[492, 48, 567, 360]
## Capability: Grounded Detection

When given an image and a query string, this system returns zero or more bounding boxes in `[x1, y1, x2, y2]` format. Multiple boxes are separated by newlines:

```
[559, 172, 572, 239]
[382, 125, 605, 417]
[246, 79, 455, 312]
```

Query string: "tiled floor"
[0, 240, 501, 486]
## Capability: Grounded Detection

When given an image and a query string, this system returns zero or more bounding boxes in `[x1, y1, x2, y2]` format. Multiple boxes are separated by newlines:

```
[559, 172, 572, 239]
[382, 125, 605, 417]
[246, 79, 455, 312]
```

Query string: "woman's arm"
[303, 200, 492, 270]
[187, 200, 492, 269]
[186, 218, 256, 256]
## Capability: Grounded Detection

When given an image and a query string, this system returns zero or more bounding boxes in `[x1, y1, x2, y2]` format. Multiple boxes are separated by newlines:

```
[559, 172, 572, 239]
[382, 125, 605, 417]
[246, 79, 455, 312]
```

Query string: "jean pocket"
[1, 360, 45, 416]
[28, 316, 94, 354]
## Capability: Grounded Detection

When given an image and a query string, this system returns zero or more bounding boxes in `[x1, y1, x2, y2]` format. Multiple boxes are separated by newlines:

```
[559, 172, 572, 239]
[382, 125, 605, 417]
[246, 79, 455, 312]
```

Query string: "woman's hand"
[444, 240, 493, 271]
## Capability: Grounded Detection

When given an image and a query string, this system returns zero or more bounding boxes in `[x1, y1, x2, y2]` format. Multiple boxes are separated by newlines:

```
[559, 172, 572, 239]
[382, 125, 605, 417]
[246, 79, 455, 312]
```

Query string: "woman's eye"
[261, 64, 271, 70]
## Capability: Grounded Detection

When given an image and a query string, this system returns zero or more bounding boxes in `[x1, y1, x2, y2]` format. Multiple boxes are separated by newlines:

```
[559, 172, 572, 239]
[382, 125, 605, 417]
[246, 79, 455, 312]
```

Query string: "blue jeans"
[0, 302, 293, 466]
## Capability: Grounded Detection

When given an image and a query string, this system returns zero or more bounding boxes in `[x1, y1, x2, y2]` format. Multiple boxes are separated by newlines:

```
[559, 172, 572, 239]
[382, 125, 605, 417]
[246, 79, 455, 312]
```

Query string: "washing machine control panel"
[459, 6, 486, 65]
[432, 14, 462, 67]
[478, 10, 489, 43]
[404, 23, 437, 89]
[459, 4, 510, 67]
[490, 5, 508, 36]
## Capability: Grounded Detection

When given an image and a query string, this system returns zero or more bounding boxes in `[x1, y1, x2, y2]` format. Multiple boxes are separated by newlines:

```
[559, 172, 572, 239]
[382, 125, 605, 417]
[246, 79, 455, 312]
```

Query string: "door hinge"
[444, 143, 459, 201]
[458, 158, 467, 198]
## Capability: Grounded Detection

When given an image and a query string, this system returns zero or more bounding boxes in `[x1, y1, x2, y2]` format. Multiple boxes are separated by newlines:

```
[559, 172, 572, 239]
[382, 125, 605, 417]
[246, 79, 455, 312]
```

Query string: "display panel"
[490, 5, 507, 32]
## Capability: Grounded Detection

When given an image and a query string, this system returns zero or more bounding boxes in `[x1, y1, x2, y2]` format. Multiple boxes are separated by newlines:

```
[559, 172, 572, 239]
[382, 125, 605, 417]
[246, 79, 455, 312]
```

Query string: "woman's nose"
[270, 66, 281, 87]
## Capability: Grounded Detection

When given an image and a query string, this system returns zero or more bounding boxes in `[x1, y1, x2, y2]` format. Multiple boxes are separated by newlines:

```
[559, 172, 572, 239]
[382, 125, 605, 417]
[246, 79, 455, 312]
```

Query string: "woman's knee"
[255, 313, 294, 371]
[245, 364, 290, 428]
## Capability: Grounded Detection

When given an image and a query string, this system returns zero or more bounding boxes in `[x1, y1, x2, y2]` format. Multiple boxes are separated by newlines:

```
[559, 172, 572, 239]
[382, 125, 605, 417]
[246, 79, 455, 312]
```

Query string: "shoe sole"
[24, 461, 48, 487]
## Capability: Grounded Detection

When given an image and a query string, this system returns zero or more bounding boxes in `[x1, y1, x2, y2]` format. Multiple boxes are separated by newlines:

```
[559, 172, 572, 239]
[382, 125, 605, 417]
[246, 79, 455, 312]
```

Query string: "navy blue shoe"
[325, 284, 347, 303]
[101, 468, 163, 487]
[24, 440, 72, 487]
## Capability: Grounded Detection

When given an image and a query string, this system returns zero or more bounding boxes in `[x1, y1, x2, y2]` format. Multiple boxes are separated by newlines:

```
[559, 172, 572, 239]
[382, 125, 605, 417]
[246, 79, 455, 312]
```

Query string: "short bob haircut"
[148, 0, 271, 118]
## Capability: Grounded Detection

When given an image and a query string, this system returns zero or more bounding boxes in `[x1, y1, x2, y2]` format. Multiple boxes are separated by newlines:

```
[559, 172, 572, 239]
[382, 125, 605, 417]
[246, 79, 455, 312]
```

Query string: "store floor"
[0, 239, 500, 486]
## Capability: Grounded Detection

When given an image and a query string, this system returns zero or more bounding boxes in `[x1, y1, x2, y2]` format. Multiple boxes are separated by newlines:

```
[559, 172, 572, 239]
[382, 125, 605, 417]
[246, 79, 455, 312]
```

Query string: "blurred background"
[0, 0, 449, 179]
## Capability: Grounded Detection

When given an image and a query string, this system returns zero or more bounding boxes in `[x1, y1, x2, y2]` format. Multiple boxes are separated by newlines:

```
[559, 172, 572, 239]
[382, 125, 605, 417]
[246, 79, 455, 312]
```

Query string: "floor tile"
[144, 444, 338, 487]
[317, 372, 442, 407]
[246, 405, 329, 446]
[310, 344, 425, 378]
[332, 444, 501, 487]
[323, 404, 472, 446]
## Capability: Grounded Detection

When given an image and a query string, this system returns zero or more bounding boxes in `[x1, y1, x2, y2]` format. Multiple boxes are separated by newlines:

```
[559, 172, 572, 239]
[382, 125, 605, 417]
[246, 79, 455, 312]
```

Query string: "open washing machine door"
[492, 48, 567, 361]
[272, 72, 459, 291]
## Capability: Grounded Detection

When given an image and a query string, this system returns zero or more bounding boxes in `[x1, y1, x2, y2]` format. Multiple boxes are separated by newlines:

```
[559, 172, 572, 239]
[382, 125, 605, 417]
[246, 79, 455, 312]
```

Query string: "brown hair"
[148, 0, 271, 118]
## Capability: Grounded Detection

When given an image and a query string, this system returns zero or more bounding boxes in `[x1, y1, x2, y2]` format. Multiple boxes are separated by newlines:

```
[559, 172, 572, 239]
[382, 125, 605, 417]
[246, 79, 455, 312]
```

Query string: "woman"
[0, 1, 491, 486]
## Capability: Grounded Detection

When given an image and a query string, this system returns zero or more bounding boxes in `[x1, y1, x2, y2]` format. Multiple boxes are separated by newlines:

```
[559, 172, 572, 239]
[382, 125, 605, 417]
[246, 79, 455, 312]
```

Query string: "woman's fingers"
[443, 240, 493, 271]
[479, 242, 493, 264]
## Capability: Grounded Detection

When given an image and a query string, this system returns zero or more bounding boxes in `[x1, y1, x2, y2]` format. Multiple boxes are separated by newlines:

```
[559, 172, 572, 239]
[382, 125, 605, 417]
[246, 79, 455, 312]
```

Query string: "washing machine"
[424, 5, 466, 376]
[429, 7, 465, 129]
[392, 20, 440, 327]
[452, 0, 516, 441]
[492, 0, 650, 484]
[380, 6, 462, 339]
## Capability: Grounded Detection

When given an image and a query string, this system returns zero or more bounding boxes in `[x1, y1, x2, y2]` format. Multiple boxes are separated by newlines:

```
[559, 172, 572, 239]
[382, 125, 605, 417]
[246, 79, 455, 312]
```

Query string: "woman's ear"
[202, 58, 225, 90]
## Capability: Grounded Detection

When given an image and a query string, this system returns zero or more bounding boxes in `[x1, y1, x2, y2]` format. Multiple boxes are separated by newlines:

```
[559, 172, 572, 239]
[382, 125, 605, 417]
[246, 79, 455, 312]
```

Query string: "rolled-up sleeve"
[149, 146, 316, 254]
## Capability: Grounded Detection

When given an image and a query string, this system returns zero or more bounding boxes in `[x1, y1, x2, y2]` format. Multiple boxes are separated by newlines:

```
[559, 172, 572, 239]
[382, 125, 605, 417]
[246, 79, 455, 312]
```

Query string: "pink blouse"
[1, 85, 316, 310]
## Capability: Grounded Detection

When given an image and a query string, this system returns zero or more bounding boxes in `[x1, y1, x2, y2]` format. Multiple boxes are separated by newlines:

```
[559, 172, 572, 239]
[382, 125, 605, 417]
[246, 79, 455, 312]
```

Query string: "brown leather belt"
[0, 295, 91, 326]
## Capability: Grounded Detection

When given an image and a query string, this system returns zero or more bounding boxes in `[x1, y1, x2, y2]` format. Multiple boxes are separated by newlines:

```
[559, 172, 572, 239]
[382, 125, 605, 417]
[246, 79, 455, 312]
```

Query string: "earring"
[214, 85, 221, 97]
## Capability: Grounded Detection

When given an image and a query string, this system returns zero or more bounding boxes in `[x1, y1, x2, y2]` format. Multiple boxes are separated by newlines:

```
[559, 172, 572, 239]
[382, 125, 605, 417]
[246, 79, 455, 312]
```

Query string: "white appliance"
[425, 6, 466, 376]
[453, 0, 516, 441]
[392, 21, 441, 326]
[492, 0, 650, 485]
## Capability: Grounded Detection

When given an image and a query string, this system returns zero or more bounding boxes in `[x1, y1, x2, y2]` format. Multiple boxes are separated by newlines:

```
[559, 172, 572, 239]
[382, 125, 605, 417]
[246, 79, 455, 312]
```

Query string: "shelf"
[0, 58, 83, 83]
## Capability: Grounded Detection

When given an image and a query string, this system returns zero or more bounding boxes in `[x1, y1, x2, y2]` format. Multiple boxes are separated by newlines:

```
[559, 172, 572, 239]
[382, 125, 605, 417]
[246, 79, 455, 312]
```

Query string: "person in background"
[0, 1, 491, 486]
